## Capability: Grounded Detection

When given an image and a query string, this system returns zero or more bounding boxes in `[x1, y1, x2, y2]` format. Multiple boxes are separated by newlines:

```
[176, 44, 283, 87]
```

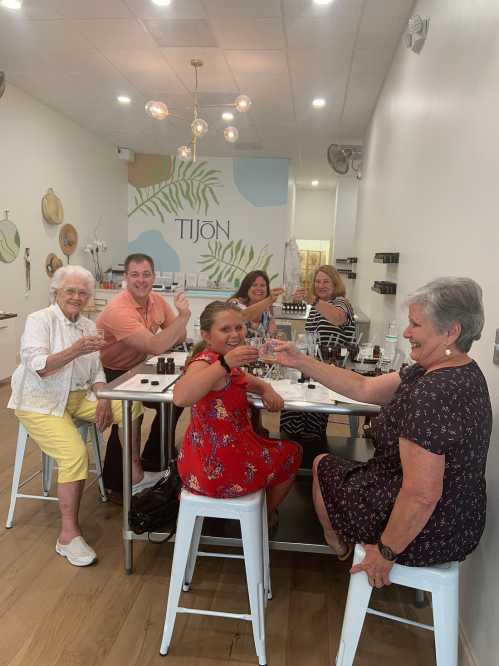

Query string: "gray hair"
[406, 277, 484, 352]
[49, 265, 95, 303]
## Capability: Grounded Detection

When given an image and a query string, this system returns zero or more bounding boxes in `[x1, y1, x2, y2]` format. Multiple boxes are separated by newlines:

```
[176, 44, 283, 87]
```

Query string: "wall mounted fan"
[0, 72, 5, 100]
[327, 144, 363, 179]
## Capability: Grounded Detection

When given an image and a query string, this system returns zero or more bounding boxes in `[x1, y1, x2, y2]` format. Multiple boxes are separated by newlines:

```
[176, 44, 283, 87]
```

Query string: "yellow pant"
[16, 391, 142, 484]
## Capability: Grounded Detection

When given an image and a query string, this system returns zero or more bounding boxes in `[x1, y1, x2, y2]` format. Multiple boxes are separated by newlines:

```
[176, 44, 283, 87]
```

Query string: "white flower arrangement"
[84, 239, 107, 282]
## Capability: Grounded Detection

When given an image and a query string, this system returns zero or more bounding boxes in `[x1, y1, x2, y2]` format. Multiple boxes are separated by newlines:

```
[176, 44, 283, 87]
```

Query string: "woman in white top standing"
[8, 266, 144, 567]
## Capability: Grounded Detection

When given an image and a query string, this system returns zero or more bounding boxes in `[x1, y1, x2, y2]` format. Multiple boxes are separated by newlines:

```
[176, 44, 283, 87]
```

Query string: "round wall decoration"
[59, 223, 78, 258]
[45, 252, 63, 277]
[42, 188, 64, 225]
[0, 209, 21, 263]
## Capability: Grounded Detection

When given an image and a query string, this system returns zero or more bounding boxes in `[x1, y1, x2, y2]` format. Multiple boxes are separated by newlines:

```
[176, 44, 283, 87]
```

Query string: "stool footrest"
[16, 493, 59, 501]
[367, 608, 434, 632]
[197, 550, 245, 560]
[178, 607, 252, 621]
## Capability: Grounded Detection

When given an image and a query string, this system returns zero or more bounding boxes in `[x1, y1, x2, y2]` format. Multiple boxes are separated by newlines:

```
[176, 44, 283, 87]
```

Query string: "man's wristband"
[219, 354, 231, 374]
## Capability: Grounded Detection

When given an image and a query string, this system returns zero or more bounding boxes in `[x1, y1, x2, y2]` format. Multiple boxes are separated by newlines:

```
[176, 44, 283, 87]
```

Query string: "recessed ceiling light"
[311, 180, 319, 187]
[314, 0, 333, 5]
[117, 95, 131, 105]
[1, 0, 22, 9]
[312, 98, 326, 108]
[222, 111, 234, 122]
[151, 0, 171, 6]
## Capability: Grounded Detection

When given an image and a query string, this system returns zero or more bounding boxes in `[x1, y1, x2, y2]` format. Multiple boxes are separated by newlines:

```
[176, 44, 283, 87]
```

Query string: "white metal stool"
[6, 420, 107, 529]
[160, 488, 271, 665]
[336, 544, 459, 666]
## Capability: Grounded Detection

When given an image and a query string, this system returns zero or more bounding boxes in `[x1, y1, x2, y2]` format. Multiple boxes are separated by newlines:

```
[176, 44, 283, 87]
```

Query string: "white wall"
[294, 187, 336, 242]
[354, 1, 499, 663]
[333, 178, 359, 263]
[0, 82, 128, 344]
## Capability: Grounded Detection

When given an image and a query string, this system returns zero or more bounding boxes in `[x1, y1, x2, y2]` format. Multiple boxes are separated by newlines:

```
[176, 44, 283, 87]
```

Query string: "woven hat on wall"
[42, 188, 64, 225]
[59, 223, 78, 257]
[45, 253, 63, 277]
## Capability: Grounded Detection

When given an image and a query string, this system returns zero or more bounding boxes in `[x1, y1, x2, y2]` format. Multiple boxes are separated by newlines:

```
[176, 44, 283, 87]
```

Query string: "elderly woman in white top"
[8, 266, 146, 567]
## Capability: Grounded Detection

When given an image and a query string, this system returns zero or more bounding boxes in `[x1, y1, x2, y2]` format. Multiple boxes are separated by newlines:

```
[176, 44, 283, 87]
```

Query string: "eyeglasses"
[62, 288, 90, 298]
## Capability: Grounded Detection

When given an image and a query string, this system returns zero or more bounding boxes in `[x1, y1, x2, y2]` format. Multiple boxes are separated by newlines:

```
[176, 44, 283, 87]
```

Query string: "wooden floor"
[0, 381, 437, 666]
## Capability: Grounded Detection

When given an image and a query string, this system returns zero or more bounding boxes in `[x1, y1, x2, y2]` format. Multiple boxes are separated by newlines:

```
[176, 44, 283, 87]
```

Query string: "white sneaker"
[132, 470, 166, 495]
[56, 536, 97, 567]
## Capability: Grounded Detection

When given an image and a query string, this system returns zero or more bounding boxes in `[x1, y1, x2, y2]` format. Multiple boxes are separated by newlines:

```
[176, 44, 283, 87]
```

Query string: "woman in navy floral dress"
[174, 301, 301, 512]
[276, 278, 491, 587]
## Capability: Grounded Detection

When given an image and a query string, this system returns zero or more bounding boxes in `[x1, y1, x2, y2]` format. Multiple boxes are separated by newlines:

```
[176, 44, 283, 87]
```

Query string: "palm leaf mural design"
[198, 239, 279, 287]
[128, 157, 223, 223]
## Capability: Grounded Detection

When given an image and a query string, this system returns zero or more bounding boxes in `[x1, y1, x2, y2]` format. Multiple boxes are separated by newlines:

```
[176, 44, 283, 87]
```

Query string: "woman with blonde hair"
[280, 265, 356, 464]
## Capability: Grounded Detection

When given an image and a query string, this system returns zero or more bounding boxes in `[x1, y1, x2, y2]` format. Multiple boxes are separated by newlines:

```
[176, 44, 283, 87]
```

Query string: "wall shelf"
[373, 252, 399, 264]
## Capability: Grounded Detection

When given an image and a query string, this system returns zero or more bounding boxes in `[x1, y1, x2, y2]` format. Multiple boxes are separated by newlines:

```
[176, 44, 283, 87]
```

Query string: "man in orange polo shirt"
[97, 253, 190, 495]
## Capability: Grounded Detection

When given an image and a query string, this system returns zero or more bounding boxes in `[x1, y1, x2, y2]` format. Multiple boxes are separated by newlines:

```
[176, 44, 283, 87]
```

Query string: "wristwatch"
[219, 354, 231, 374]
[377, 539, 398, 562]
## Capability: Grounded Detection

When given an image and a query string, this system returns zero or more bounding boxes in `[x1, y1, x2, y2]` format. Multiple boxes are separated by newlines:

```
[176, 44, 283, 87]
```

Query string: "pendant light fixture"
[145, 59, 252, 162]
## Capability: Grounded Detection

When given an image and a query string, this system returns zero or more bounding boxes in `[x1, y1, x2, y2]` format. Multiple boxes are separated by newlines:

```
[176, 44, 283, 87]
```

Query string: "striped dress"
[280, 297, 355, 439]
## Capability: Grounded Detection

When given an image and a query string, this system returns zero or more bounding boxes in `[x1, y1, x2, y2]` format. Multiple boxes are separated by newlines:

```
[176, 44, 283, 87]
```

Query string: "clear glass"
[235, 94, 252, 112]
[191, 118, 208, 137]
[177, 145, 192, 161]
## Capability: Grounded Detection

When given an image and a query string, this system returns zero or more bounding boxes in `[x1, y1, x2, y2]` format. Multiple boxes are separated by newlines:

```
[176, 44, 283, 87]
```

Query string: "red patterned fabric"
[178, 349, 302, 498]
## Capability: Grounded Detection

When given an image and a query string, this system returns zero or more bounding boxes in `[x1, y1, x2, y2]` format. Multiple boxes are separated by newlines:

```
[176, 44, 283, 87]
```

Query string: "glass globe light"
[191, 118, 208, 137]
[235, 94, 252, 112]
[224, 126, 239, 143]
[177, 145, 192, 161]
[145, 100, 169, 120]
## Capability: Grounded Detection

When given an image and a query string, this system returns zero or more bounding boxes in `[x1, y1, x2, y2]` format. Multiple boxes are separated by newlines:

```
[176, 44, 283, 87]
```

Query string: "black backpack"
[128, 460, 182, 540]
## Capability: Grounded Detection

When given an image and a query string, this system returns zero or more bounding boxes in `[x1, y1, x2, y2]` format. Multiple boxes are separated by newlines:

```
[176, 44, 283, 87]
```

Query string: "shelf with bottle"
[371, 281, 397, 295]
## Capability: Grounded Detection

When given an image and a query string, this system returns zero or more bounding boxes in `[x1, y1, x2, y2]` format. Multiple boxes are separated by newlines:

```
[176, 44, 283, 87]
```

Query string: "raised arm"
[275, 342, 400, 406]
[231, 288, 284, 323]
[119, 292, 191, 356]
[173, 345, 258, 407]
[312, 299, 349, 326]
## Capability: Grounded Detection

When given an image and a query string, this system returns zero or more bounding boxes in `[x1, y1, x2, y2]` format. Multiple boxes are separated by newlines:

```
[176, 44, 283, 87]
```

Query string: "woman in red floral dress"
[174, 301, 302, 513]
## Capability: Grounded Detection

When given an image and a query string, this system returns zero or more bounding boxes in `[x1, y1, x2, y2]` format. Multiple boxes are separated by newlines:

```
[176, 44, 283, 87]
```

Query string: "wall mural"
[128, 154, 289, 288]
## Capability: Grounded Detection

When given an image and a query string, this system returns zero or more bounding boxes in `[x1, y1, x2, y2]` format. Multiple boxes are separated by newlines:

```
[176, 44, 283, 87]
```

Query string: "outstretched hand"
[224, 345, 259, 369]
[270, 287, 285, 302]
[274, 341, 304, 368]
[292, 287, 307, 302]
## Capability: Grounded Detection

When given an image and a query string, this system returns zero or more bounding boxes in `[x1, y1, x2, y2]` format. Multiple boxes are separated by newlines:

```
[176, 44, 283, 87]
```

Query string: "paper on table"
[115, 373, 179, 393]
[145, 351, 188, 367]
[264, 379, 334, 403]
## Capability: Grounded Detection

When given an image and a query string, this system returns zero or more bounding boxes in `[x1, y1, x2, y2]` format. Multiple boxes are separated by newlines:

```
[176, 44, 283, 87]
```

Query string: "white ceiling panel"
[356, 11, 407, 51]
[161, 47, 238, 93]
[60, 0, 132, 19]
[124, 0, 206, 20]
[202, 0, 281, 19]
[285, 15, 359, 51]
[144, 19, 218, 48]
[0, 0, 414, 182]
[70, 19, 157, 51]
[212, 19, 285, 51]
[103, 49, 186, 94]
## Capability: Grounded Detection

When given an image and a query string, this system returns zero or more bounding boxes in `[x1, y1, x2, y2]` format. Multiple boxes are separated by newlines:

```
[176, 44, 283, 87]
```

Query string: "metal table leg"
[167, 401, 175, 461]
[122, 399, 133, 574]
[159, 402, 166, 470]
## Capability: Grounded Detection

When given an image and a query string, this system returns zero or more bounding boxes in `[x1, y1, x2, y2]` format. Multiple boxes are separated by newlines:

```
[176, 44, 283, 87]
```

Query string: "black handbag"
[129, 460, 182, 540]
